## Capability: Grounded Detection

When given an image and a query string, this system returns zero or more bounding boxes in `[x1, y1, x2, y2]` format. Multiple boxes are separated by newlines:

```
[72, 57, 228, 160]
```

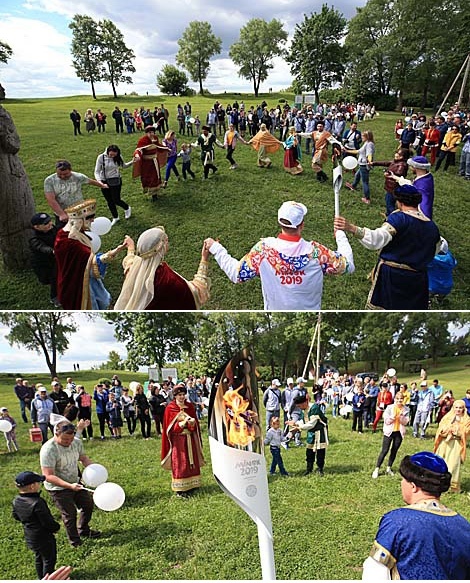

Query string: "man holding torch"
[204, 200, 354, 310]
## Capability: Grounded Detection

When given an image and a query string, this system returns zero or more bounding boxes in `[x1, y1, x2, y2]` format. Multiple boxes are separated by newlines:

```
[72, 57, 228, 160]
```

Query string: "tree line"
[1, 313, 468, 379]
[0, 1, 468, 107]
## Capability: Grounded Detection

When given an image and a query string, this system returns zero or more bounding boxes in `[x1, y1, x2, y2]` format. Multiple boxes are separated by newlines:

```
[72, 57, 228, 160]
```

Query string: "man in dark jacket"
[372, 149, 409, 216]
[12, 471, 61, 578]
[29, 212, 59, 307]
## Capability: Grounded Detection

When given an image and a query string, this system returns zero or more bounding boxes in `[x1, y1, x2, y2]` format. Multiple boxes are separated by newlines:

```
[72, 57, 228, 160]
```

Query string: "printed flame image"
[222, 385, 258, 448]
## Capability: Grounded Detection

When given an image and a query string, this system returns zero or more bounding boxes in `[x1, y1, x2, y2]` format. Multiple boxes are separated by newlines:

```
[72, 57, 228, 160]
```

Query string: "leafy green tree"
[176, 21, 222, 95]
[156, 64, 189, 95]
[0, 313, 77, 377]
[104, 313, 196, 373]
[105, 350, 125, 370]
[0, 40, 12, 64]
[286, 4, 347, 103]
[229, 19, 287, 97]
[69, 15, 102, 100]
[98, 19, 135, 99]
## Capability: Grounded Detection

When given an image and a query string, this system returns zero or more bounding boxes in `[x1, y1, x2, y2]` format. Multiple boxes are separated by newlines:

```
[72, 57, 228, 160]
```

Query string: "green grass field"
[1, 93, 469, 310]
[1, 356, 470, 580]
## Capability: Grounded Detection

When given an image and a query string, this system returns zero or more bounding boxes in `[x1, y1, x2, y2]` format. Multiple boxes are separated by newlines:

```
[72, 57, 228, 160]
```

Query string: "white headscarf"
[114, 227, 168, 310]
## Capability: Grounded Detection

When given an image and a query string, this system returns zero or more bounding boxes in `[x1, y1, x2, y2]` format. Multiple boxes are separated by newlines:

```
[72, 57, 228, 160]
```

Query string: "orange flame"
[222, 386, 257, 448]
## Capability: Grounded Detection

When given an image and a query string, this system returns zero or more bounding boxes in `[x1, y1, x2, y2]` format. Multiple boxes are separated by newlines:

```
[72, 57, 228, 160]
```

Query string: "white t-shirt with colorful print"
[210, 231, 354, 310]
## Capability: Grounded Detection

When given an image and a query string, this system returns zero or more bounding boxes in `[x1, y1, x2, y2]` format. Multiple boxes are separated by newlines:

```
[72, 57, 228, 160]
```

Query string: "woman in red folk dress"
[161, 384, 205, 498]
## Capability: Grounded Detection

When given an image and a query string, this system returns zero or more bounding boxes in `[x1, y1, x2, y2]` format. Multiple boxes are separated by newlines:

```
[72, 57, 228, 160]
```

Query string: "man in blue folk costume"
[362, 451, 470, 580]
[334, 184, 440, 309]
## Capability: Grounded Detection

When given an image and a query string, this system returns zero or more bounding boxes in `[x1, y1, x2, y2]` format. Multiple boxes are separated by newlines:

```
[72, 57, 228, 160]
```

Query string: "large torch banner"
[208, 346, 276, 580]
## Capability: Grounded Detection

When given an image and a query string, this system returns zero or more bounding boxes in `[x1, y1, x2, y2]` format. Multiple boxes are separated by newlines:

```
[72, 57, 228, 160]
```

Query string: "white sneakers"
[372, 467, 394, 479]
[110, 217, 120, 227]
[125, 206, 132, 219]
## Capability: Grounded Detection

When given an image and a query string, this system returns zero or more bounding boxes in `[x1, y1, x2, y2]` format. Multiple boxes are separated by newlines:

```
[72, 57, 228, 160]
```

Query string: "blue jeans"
[459, 150, 470, 177]
[270, 446, 288, 475]
[385, 191, 396, 215]
[352, 165, 370, 200]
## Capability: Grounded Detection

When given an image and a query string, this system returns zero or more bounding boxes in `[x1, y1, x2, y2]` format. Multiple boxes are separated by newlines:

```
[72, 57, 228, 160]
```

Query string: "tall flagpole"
[302, 316, 319, 380]
[315, 313, 322, 384]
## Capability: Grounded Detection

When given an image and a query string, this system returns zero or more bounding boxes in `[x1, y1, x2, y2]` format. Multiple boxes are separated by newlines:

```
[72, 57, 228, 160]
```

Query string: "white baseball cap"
[278, 201, 307, 228]
[271, 379, 281, 386]
[286, 377, 294, 385]
[296, 376, 306, 384]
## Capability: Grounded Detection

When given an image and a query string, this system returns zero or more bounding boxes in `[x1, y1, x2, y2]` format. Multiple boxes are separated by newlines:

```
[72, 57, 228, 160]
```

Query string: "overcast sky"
[0, 314, 129, 374]
[0, 0, 367, 98]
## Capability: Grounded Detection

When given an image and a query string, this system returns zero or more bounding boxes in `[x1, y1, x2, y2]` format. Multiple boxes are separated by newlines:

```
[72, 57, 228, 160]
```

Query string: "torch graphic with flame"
[208, 347, 275, 580]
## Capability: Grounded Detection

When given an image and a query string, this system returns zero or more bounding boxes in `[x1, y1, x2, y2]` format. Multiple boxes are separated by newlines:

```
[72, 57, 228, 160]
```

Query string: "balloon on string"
[82, 464, 108, 488]
[387, 368, 397, 377]
[342, 156, 358, 170]
[93, 482, 125, 511]
[189, 117, 195, 124]
[85, 231, 101, 253]
[90, 217, 112, 236]
[0, 419, 12, 432]
[397, 128, 404, 136]
[340, 405, 352, 416]
[405, 116, 411, 123]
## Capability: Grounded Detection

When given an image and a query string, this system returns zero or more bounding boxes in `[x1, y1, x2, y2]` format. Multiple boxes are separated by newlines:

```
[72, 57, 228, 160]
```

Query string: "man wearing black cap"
[40, 420, 100, 547]
[12, 471, 61, 578]
[334, 184, 440, 309]
[192, 125, 224, 179]
[29, 212, 59, 307]
[362, 452, 470, 579]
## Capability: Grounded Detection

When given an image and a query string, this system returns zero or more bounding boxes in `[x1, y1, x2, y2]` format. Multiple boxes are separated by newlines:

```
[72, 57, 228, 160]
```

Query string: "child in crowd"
[178, 143, 196, 180]
[264, 417, 289, 476]
[427, 237, 457, 307]
[106, 392, 123, 438]
[12, 471, 61, 579]
[1, 406, 18, 452]
[28, 212, 59, 307]
[194, 115, 201, 135]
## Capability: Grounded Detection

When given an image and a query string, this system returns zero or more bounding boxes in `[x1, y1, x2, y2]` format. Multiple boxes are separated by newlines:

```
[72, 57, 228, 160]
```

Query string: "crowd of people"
[5, 367, 470, 579]
[23, 97, 463, 310]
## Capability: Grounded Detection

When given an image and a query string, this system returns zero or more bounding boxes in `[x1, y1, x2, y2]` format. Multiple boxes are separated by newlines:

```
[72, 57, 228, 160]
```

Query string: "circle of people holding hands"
[29, 100, 468, 311]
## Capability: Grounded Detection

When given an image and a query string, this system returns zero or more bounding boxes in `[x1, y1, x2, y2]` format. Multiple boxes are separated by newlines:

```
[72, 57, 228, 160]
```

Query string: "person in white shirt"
[204, 201, 354, 310]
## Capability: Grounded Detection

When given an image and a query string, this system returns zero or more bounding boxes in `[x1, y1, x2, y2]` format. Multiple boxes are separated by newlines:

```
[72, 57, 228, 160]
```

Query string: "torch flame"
[222, 386, 257, 448]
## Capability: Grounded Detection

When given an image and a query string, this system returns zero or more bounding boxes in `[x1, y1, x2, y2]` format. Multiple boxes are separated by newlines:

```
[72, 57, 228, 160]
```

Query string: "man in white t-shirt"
[204, 201, 354, 310]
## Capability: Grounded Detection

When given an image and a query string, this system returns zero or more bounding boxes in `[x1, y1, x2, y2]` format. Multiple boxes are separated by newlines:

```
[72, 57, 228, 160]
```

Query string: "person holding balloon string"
[343, 130, 376, 204]
[54, 199, 130, 310]
[39, 420, 102, 547]
[0, 406, 18, 452]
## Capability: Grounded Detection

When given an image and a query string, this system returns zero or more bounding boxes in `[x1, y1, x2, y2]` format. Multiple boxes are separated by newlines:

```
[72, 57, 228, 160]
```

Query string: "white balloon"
[90, 217, 112, 236]
[85, 231, 101, 253]
[387, 368, 397, 377]
[82, 464, 108, 488]
[396, 128, 404, 136]
[93, 482, 125, 511]
[342, 156, 358, 170]
[405, 116, 411, 123]
[0, 419, 12, 432]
